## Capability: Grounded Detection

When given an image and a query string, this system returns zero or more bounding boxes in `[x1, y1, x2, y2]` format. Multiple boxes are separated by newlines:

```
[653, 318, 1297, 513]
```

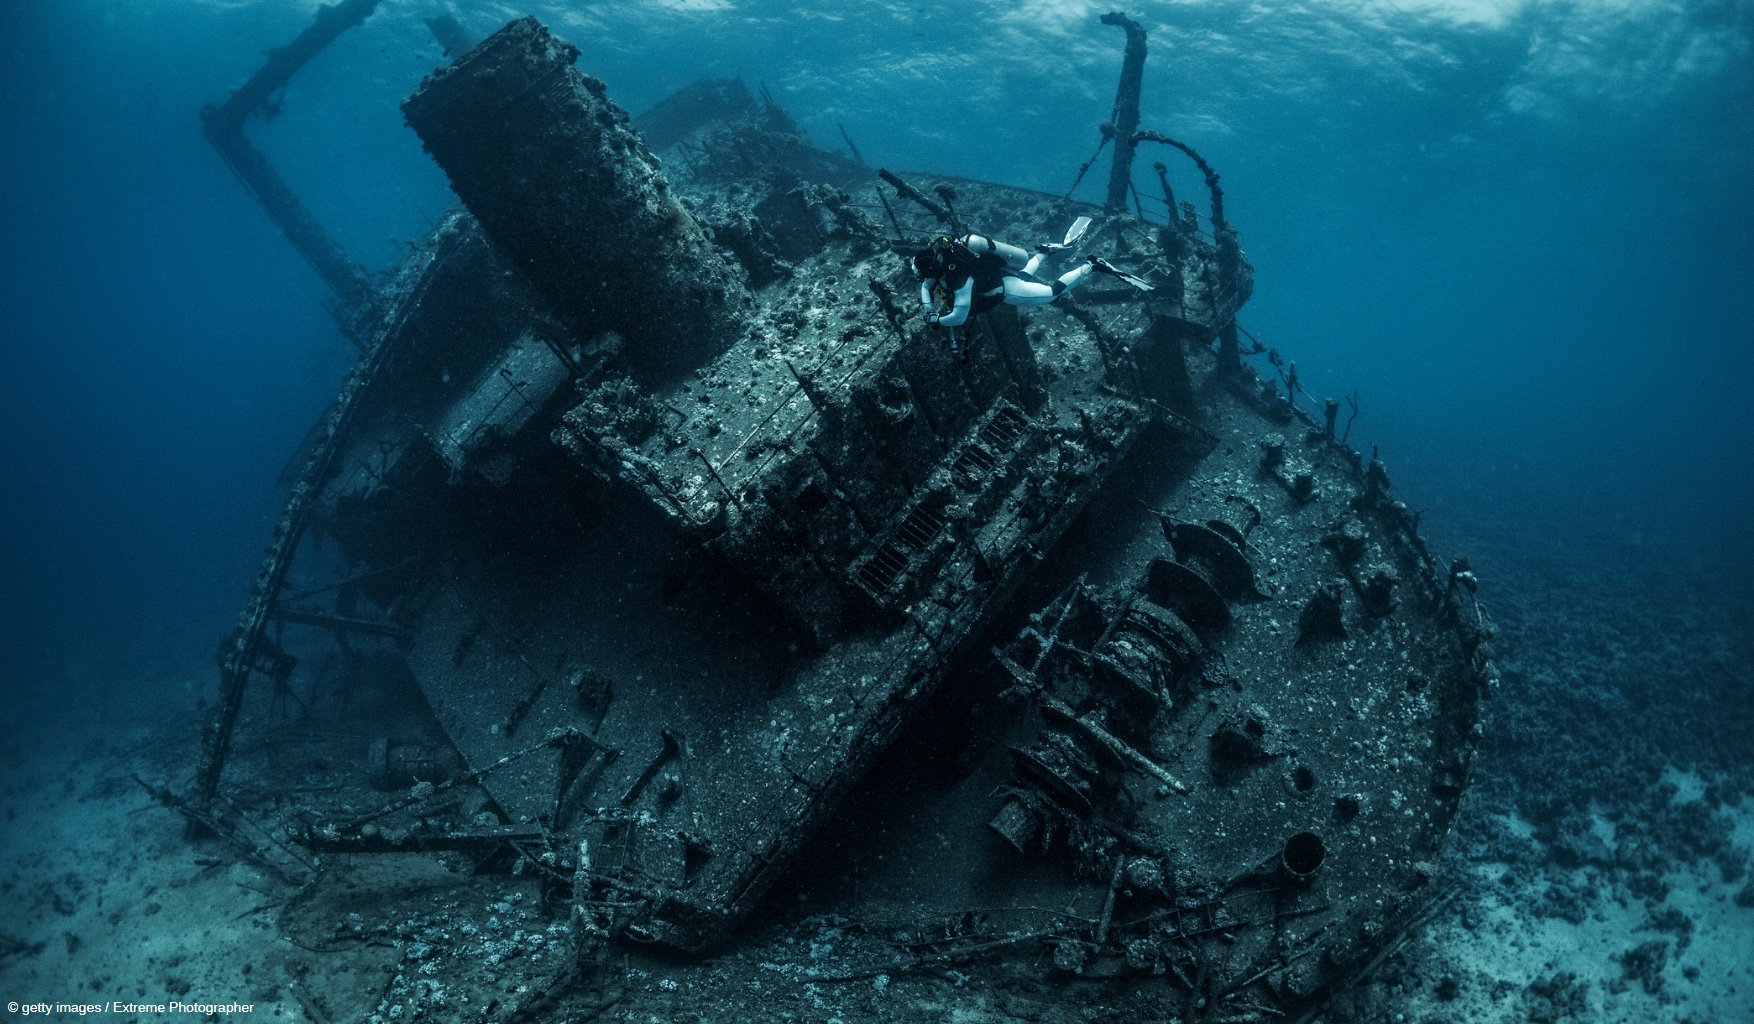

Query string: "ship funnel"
[404, 17, 750, 382]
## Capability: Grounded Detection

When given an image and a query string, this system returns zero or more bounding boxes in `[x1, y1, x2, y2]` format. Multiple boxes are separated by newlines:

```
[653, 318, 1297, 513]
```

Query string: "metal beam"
[199, 0, 382, 308]
[192, 243, 439, 816]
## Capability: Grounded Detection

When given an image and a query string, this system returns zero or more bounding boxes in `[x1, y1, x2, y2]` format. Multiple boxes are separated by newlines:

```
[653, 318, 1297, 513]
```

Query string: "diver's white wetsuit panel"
[1000, 262, 1096, 307]
[924, 277, 976, 328]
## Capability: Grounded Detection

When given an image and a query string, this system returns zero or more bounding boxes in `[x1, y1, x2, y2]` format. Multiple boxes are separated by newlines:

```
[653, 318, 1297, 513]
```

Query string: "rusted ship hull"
[178, 12, 1491, 1016]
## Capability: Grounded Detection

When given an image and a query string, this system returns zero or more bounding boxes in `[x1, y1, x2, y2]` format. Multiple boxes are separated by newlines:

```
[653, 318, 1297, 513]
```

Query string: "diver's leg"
[1003, 263, 1096, 308]
[1023, 253, 1044, 276]
[1001, 276, 1057, 307]
[1053, 262, 1095, 295]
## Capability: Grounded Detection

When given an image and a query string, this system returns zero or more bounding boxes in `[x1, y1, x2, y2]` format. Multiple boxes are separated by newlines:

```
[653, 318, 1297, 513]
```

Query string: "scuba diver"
[911, 217, 1149, 360]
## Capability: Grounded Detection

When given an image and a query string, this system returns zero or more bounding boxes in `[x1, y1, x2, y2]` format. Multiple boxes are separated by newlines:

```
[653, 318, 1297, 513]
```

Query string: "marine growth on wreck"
[168, 11, 1495, 1022]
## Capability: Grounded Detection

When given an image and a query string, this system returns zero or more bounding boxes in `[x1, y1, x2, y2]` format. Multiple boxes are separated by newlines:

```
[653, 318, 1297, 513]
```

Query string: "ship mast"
[1101, 12, 1147, 213]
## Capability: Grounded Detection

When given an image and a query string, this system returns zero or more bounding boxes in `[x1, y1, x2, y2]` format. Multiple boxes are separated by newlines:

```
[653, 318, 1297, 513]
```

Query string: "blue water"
[1, 0, 1749, 700]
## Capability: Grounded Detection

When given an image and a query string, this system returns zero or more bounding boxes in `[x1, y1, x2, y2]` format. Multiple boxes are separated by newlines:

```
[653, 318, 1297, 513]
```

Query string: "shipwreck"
[166, 6, 1497, 1020]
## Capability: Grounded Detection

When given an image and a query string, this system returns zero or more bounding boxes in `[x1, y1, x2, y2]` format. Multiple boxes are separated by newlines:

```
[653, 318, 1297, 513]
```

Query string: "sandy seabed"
[4, 531, 1750, 1024]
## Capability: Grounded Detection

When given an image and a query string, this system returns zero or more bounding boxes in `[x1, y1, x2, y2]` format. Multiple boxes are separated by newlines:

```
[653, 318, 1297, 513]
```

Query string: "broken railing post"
[199, 0, 379, 309]
[403, 18, 750, 383]
[837, 124, 867, 167]
[1154, 161, 1177, 221]
[1132, 131, 1244, 374]
[1101, 12, 1147, 213]
[1213, 228, 1244, 375]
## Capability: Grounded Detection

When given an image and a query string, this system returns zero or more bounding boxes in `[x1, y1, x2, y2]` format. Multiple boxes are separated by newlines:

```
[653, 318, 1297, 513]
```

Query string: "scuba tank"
[962, 234, 1032, 270]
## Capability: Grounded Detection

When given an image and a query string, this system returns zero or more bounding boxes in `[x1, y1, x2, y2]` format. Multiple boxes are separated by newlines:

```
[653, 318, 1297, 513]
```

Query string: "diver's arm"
[936, 278, 974, 327]
[920, 280, 935, 312]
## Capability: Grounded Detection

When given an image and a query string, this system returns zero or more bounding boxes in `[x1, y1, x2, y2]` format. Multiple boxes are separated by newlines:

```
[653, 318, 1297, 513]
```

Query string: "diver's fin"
[1089, 256, 1154, 291]
[1038, 215, 1095, 253]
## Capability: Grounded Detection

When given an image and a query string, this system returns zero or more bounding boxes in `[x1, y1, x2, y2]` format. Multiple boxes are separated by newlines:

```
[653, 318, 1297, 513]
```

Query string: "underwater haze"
[2, 0, 1749, 696]
[1, 0, 1752, 1020]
